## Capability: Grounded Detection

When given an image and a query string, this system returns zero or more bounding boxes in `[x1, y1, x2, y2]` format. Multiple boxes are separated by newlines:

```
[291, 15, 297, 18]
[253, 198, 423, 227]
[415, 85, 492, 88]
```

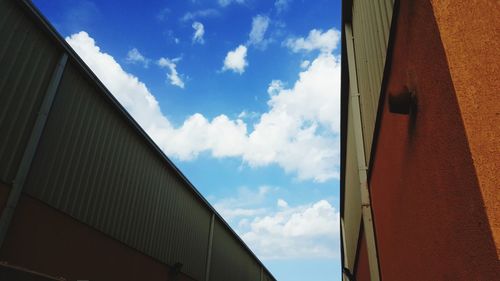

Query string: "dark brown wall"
[354, 231, 369, 281]
[0, 183, 195, 281]
[369, 0, 500, 280]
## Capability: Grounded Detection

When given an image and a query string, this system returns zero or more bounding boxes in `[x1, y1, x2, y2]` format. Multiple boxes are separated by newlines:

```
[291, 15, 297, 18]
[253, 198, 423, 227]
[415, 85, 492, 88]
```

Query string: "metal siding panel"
[344, 102, 363, 271]
[23, 63, 210, 280]
[0, 0, 59, 183]
[353, 0, 376, 162]
[2, 1, 274, 279]
[210, 219, 261, 281]
[351, 0, 394, 162]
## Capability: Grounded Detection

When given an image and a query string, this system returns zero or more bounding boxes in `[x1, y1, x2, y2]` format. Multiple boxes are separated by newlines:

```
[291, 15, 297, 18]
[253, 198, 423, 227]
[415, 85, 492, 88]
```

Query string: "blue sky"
[33, 0, 342, 280]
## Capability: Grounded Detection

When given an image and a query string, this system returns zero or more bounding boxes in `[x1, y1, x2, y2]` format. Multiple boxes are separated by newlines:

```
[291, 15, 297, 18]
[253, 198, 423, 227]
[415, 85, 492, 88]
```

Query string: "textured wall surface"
[430, 0, 500, 256]
[370, 0, 499, 279]
[0, 184, 195, 281]
[354, 230, 369, 281]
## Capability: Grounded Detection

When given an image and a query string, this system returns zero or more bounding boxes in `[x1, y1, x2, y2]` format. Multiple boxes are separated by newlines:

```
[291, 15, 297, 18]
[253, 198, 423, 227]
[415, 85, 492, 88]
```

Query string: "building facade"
[0, 0, 275, 280]
[340, 0, 500, 280]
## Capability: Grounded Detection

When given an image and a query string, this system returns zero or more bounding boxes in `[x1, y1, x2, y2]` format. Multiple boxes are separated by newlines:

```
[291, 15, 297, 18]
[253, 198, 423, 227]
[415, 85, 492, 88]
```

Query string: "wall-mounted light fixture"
[388, 86, 416, 115]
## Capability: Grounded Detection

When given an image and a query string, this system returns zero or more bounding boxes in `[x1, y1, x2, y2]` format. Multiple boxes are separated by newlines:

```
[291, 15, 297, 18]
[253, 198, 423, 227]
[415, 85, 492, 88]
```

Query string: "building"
[340, 0, 500, 280]
[0, 0, 276, 280]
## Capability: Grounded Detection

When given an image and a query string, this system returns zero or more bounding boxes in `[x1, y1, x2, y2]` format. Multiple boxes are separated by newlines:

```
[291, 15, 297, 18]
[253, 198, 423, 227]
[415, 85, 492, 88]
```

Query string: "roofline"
[19, 0, 276, 279]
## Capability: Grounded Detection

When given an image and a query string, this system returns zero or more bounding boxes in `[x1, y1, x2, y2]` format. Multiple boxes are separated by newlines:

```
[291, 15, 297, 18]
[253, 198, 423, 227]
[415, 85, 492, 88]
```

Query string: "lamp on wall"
[388, 86, 416, 115]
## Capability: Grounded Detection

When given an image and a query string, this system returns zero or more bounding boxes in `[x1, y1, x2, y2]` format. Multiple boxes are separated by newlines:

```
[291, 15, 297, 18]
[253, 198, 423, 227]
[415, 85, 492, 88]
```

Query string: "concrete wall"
[369, 0, 499, 279]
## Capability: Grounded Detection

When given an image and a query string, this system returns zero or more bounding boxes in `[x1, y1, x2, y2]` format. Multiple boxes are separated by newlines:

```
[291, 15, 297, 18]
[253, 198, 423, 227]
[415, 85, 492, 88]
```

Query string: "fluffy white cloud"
[66, 32, 173, 134]
[125, 48, 150, 67]
[300, 60, 310, 69]
[192, 21, 205, 44]
[222, 45, 248, 74]
[240, 200, 339, 259]
[181, 9, 219, 22]
[158, 113, 248, 159]
[218, 0, 245, 7]
[212, 188, 339, 259]
[248, 15, 270, 48]
[285, 28, 340, 53]
[157, 57, 185, 88]
[277, 198, 289, 208]
[66, 28, 340, 182]
[275, 0, 292, 13]
[243, 52, 341, 181]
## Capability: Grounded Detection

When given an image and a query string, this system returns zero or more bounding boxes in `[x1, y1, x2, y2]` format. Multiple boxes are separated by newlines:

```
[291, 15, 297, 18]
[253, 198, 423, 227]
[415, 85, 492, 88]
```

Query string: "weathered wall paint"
[370, 0, 499, 279]
[430, 0, 500, 255]
[0, 184, 195, 281]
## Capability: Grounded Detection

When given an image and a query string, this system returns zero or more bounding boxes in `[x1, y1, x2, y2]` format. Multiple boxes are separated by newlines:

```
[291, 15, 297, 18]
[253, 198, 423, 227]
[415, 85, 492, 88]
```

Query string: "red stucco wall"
[354, 230, 370, 281]
[0, 183, 195, 281]
[430, 0, 500, 255]
[370, 0, 500, 280]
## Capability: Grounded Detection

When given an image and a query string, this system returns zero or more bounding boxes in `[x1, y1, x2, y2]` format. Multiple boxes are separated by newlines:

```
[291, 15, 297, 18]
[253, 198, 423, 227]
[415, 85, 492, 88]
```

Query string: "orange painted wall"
[0, 183, 195, 281]
[429, 0, 500, 255]
[369, 0, 500, 279]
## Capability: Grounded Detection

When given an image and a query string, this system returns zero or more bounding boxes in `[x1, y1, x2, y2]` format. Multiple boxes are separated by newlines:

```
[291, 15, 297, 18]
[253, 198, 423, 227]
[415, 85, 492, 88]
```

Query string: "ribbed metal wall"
[0, 0, 60, 183]
[23, 62, 211, 280]
[1, 1, 276, 280]
[343, 103, 363, 271]
[262, 271, 274, 281]
[351, 0, 394, 160]
[209, 220, 261, 281]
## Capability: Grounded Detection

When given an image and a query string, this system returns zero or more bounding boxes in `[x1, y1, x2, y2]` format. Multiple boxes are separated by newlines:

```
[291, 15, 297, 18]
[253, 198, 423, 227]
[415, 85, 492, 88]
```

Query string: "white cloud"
[222, 45, 248, 74]
[66, 32, 173, 134]
[275, 0, 292, 13]
[218, 0, 245, 7]
[158, 113, 248, 159]
[284, 28, 340, 54]
[192, 21, 205, 44]
[213, 186, 273, 221]
[277, 199, 288, 208]
[241, 200, 340, 259]
[66, 28, 341, 182]
[300, 60, 310, 69]
[248, 15, 270, 48]
[181, 9, 219, 22]
[157, 57, 185, 88]
[212, 188, 339, 259]
[125, 48, 150, 68]
[238, 110, 259, 119]
[243, 52, 341, 181]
